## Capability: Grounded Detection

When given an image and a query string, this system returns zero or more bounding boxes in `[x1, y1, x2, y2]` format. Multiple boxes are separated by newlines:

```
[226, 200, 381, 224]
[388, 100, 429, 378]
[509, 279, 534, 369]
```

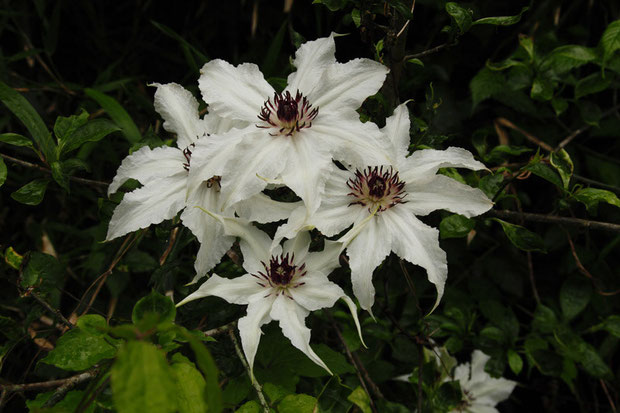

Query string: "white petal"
[203, 110, 249, 134]
[286, 35, 336, 95]
[303, 240, 343, 277]
[279, 132, 332, 213]
[238, 295, 276, 372]
[399, 147, 487, 184]
[289, 272, 344, 311]
[346, 216, 392, 312]
[108, 146, 185, 195]
[152, 83, 206, 148]
[381, 103, 411, 161]
[462, 405, 500, 413]
[271, 205, 313, 250]
[176, 273, 260, 307]
[381, 207, 447, 312]
[198, 59, 274, 122]
[282, 231, 311, 264]
[106, 174, 186, 240]
[311, 112, 393, 167]
[270, 295, 332, 375]
[234, 194, 302, 224]
[405, 174, 493, 217]
[181, 181, 235, 282]
[467, 351, 517, 407]
[308, 58, 388, 115]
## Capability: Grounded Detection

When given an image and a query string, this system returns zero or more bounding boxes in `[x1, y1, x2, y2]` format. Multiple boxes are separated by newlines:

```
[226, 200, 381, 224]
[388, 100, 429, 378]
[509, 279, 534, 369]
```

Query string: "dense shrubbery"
[1, 1, 619, 412]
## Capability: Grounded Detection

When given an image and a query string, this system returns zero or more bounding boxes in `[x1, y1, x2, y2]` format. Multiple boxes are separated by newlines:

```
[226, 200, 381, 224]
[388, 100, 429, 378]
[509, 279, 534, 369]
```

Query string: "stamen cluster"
[253, 253, 306, 296]
[347, 166, 407, 212]
[257, 90, 318, 136]
[182, 143, 196, 171]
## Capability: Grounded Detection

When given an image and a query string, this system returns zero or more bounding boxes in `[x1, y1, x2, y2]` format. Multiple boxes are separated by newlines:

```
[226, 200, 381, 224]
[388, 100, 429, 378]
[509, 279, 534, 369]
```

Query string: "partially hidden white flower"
[176, 213, 363, 375]
[188, 34, 392, 216]
[106, 83, 298, 282]
[274, 103, 493, 312]
[450, 350, 517, 413]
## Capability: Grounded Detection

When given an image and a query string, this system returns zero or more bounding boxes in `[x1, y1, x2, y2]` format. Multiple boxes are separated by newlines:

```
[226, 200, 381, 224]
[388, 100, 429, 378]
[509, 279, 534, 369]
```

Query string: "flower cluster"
[107, 35, 492, 374]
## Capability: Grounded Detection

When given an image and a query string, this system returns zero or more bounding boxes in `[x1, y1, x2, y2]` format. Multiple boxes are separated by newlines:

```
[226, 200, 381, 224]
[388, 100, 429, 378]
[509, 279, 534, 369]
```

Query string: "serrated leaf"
[58, 118, 120, 157]
[540, 45, 597, 75]
[85, 88, 141, 144]
[347, 387, 371, 413]
[0, 80, 56, 162]
[440, 214, 474, 239]
[0, 157, 6, 187]
[473, 6, 528, 26]
[560, 277, 592, 321]
[132, 291, 176, 326]
[600, 19, 620, 63]
[525, 162, 563, 189]
[575, 72, 611, 99]
[111, 341, 178, 413]
[41, 328, 116, 370]
[446, 2, 472, 34]
[171, 362, 208, 413]
[278, 394, 318, 413]
[572, 187, 620, 213]
[494, 219, 547, 252]
[550, 149, 573, 190]
[507, 349, 523, 374]
[470, 68, 505, 108]
[11, 179, 49, 205]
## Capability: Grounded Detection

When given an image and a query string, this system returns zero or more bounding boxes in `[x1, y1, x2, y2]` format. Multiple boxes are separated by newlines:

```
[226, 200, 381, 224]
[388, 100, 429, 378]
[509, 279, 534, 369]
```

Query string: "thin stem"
[0, 152, 109, 189]
[0, 369, 98, 394]
[554, 104, 620, 151]
[402, 42, 453, 60]
[487, 210, 620, 233]
[204, 321, 237, 337]
[30, 292, 74, 330]
[228, 329, 269, 413]
[526, 252, 541, 304]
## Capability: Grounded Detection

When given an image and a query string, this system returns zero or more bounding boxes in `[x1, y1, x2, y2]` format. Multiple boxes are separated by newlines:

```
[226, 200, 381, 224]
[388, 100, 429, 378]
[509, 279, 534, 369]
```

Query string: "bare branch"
[228, 329, 269, 413]
[487, 210, 620, 233]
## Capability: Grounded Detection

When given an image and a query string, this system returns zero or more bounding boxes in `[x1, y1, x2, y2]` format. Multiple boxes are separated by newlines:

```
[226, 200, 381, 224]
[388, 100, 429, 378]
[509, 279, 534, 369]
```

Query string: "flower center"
[252, 253, 306, 298]
[257, 90, 318, 136]
[347, 166, 407, 212]
[182, 143, 196, 172]
[206, 176, 221, 191]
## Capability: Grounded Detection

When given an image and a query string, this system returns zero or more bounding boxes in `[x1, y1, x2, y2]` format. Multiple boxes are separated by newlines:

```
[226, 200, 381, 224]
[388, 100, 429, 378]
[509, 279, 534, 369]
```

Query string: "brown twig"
[0, 153, 109, 190]
[487, 210, 620, 233]
[159, 227, 179, 266]
[228, 329, 269, 413]
[495, 118, 554, 151]
[30, 292, 74, 330]
[0, 369, 98, 394]
[402, 42, 453, 60]
[204, 320, 237, 337]
[526, 252, 541, 304]
[554, 104, 620, 152]
[600, 379, 618, 413]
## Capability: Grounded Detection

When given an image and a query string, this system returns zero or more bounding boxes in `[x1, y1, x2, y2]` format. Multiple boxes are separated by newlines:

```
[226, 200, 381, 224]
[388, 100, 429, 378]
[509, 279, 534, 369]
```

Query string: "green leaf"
[407, 58, 424, 67]
[264, 382, 293, 403]
[0, 132, 35, 149]
[26, 390, 96, 413]
[494, 219, 547, 252]
[4, 246, 23, 270]
[111, 341, 178, 413]
[51, 161, 70, 192]
[600, 19, 620, 63]
[479, 172, 505, 199]
[278, 394, 318, 413]
[171, 362, 208, 413]
[507, 349, 523, 374]
[235, 401, 261, 413]
[579, 344, 613, 379]
[41, 327, 116, 371]
[550, 149, 573, 190]
[601, 315, 620, 338]
[470, 68, 505, 108]
[347, 387, 372, 413]
[21, 251, 62, 288]
[472, 6, 528, 26]
[531, 76, 554, 101]
[262, 21, 287, 77]
[351, 9, 361, 27]
[132, 291, 176, 326]
[525, 162, 563, 189]
[572, 187, 620, 213]
[54, 109, 89, 143]
[0, 157, 6, 187]
[440, 214, 474, 239]
[539, 45, 597, 75]
[560, 277, 592, 321]
[11, 179, 49, 205]
[519, 36, 535, 61]
[150, 21, 209, 66]
[77, 314, 109, 334]
[575, 72, 611, 99]
[446, 2, 472, 34]
[551, 98, 568, 116]
[578, 101, 602, 126]
[0, 80, 57, 163]
[532, 304, 558, 333]
[58, 119, 119, 156]
[85, 88, 141, 144]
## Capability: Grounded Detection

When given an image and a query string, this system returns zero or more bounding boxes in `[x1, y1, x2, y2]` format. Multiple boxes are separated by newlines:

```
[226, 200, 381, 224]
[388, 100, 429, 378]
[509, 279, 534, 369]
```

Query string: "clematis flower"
[106, 83, 297, 282]
[188, 34, 392, 215]
[275, 103, 493, 312]
[176, 214, 363, 374]
[450, 350, 517, 413]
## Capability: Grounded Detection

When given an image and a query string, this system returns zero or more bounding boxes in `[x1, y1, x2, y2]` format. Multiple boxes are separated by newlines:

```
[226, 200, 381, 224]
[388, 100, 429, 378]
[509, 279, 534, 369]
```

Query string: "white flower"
[177, 214, 363, 374]
[275, 103, 493, 312]
[187, 34, 392, 215]
[450, 350, 517, 413]
[106, 83, 297, 282]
